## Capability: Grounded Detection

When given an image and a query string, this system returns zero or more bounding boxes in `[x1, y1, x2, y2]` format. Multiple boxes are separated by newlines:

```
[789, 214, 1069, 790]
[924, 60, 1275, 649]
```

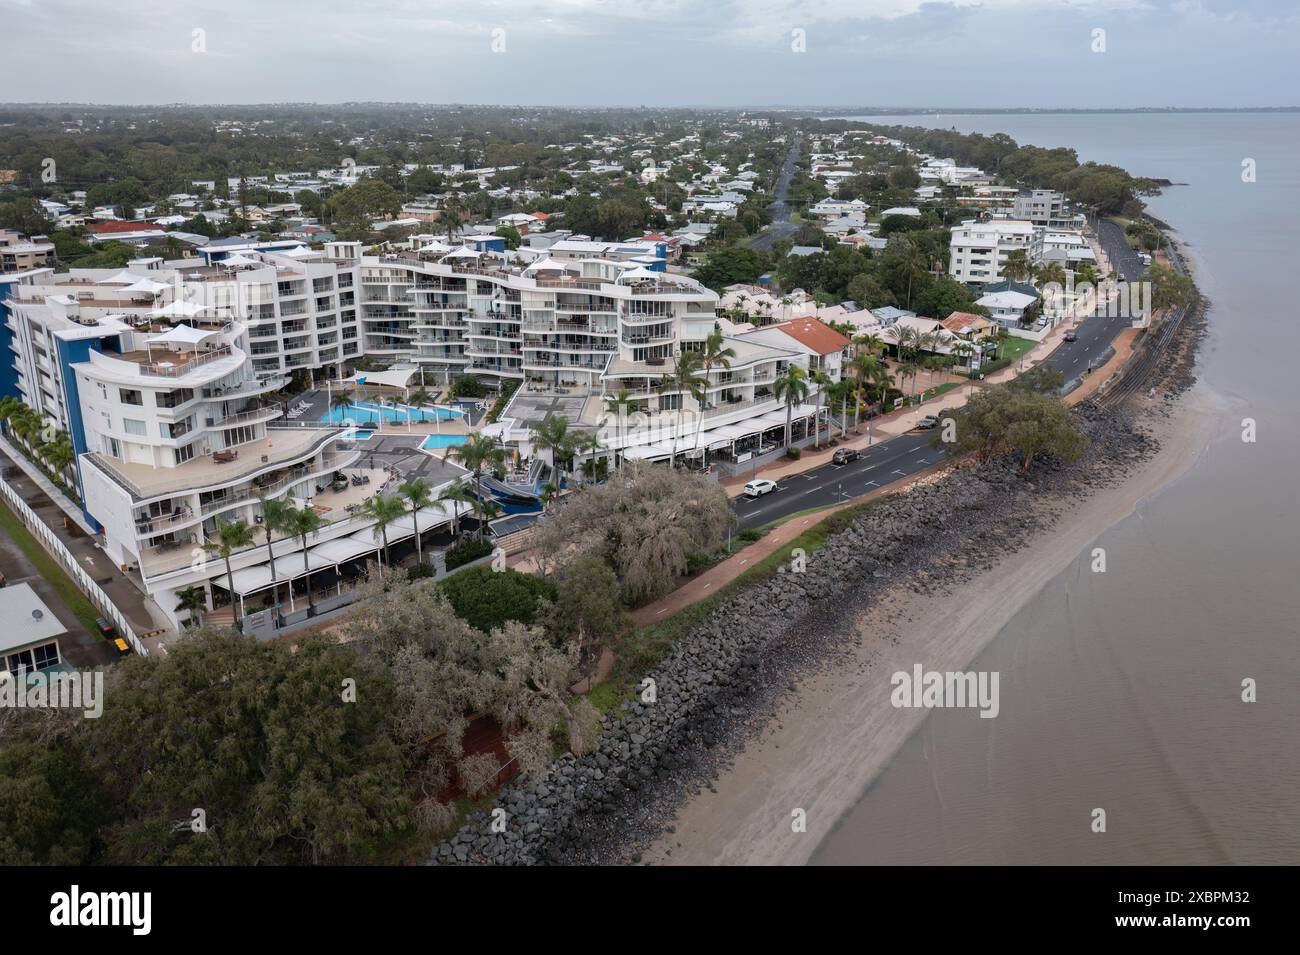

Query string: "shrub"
[486, 380, 519, 424]
[449, 375, 486, 399]
[785, 446, 801, 460]
[738, 527, 764, 544]
[438, 566, 556, 633]
[444, 537, 493, 571]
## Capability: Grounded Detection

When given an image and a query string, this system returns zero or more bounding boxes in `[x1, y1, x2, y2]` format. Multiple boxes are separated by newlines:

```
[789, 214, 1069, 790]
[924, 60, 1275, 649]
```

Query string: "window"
[174, 443, 195, 465]
[32, 642, 60, 671]
[123, 418, 147, 436]
[97, 382, 108, 400]
[119, 388, 143, 406]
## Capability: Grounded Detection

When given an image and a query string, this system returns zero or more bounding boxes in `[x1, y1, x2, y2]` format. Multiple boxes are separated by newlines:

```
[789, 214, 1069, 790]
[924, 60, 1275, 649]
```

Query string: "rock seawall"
[433, 404, 1158, 866]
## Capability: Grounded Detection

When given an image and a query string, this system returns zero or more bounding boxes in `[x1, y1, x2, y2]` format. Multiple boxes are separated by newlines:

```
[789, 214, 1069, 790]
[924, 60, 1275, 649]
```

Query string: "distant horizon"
[2, 103, 1297, 114]
[4, 0, 1295, 108]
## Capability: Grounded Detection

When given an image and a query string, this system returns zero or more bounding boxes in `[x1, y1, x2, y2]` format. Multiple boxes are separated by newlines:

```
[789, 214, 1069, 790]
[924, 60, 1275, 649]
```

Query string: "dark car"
[1064, 329, 1078, 342]
[832, 447, 861, 465]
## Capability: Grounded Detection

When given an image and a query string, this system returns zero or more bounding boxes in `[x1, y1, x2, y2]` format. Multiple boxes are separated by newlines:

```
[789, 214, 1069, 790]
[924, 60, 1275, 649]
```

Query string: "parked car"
[95, 617, 118, 641]
[1064, 329, 1078, 342]
[832, 447, 861, 465]
[743, 478, 778, 498]
[914, 416, 939, 431]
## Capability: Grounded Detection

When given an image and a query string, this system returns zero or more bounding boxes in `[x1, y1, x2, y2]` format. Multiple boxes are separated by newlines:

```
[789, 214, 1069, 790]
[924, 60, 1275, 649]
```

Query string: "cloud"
[0, 0, 1292, 106]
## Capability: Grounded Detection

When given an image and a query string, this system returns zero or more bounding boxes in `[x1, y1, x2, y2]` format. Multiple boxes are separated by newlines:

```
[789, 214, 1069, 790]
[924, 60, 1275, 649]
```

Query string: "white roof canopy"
[98, 270, 144, 285]
[308, 536, 382, 565]
[443, 246, 482, 259]
[523, 257, 577, 273]
[347, 367, 419, 390]
[148, 300, 207, 319]
[622, 443, 675, 460]
[219, 253, 261, 268]
[148, 323, 218, 346]
[617, 266, 659, 282]
[225, 552, 335, 595]
[122, 277, 171, 295]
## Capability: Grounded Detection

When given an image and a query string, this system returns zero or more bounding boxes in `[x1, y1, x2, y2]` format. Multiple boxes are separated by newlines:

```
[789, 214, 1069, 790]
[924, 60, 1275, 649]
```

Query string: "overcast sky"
[1, 0, 1293, 108]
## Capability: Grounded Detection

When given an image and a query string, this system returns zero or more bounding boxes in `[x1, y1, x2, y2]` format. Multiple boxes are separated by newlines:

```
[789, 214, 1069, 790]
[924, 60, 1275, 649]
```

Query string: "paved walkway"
[0, 441, 173, 641]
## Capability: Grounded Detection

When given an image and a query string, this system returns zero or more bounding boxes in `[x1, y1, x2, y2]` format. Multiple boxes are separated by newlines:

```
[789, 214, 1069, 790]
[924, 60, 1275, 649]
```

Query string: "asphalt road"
[734, 431, 939, 529]
[730, 219, 1147, 527]
[747, 133, 803, 252]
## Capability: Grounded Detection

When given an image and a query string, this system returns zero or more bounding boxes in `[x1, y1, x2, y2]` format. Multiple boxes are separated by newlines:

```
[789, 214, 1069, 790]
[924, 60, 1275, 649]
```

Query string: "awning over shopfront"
[224, 551, 335, 596]
[622, 443, 675, 461]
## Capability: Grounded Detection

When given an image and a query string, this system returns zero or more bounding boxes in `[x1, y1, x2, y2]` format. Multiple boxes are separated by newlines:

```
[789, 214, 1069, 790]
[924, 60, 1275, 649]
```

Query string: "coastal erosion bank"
[433, 252, 1210, 867]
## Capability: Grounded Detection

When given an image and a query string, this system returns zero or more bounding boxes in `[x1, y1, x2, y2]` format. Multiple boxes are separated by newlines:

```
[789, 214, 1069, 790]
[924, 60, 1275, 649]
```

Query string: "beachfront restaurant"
[618, 403, 820, 465]
[209, 502, 472, 631]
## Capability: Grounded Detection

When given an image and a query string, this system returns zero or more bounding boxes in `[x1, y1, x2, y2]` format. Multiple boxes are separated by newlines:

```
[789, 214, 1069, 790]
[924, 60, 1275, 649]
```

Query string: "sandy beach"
[643, 389, 1218, 866]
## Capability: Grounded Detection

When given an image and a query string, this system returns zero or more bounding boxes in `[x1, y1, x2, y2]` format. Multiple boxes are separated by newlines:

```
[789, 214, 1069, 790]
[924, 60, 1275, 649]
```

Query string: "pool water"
[421, 434, 469, 449]
[323, 401, 463, 424]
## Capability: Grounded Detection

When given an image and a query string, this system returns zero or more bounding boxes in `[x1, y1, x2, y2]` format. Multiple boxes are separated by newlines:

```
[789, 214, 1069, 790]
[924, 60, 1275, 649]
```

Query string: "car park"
[743, 478, 778, 497]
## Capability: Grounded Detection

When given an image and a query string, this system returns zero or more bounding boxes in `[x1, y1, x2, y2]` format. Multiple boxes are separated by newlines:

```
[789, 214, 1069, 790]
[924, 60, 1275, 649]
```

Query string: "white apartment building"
[948, 219, 1035, 286]
[1012, 190, 1084, 229]
[352, 244, 820, 465]
[3, 246, 471, 632]
[358, 245, 697, 394]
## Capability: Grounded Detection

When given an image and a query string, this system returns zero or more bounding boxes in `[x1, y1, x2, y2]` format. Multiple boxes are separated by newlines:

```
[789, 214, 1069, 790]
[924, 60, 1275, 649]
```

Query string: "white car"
[743, 478, 778, 498]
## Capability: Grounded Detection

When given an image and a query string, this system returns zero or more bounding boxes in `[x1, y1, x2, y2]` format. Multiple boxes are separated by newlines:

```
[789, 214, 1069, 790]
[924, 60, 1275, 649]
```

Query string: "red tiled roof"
[941, 311, 991, 332]
[771, 316, 852, 355]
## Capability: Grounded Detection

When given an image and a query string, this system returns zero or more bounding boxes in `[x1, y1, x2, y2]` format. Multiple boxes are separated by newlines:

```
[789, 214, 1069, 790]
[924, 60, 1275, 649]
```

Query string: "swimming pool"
[421, 434, 469, 449]
[322, 401, 464, 424]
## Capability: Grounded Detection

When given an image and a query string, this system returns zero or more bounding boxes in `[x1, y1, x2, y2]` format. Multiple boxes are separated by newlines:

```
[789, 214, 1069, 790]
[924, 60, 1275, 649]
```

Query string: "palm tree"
[576, 431, 607, 483]
[658, 350, 708, 467]
[951, 340, 977, 374]
[848, 352, 881, 431]
[447, 433, 507, 537]
[174, 585, 208, 629]
[360, 494, 407, 566]
[898, 358, 921, 398]
[529, 414, 577, 488]
[256, 493, 294, 583]
[282, 506, 325, 615]
[398, 476, 433, 565]
[692, 329, 736, 457]
[330, 391, 355, 422]
[436, 480, 475, 537]
[774, 364, 810, 449]
[810, 369, 832, 449]
[1004, 248, 1031, 284]
[407, 388, 435, 410]
[891, 324, 920, 362]
[203, 519, 256, 630]
[43, 431, 74, 477]
[827, 379, 855, 440]
[853, 332, 885, 359]
[869, 362, 896, 415]
[602, 388, 635, 467]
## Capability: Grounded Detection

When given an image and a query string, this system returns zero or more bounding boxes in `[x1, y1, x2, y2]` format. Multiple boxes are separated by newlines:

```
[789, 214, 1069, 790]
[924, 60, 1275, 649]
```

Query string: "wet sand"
[643, 392, 1216, 866]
